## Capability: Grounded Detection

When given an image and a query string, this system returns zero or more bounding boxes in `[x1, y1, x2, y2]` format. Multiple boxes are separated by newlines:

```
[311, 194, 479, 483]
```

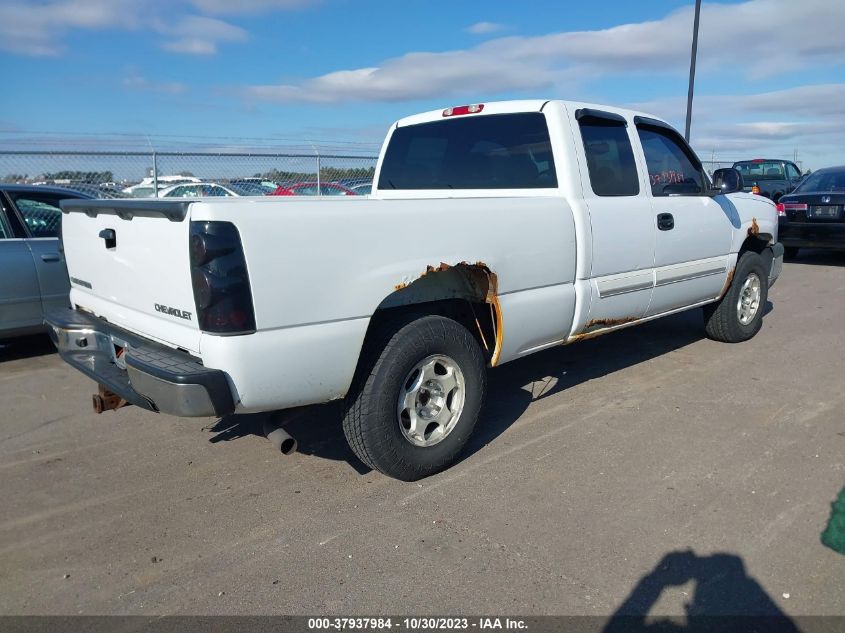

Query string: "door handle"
[657, 213, 675, 231]
[41, 253, 61, 262]
[98, 228, 116, 249]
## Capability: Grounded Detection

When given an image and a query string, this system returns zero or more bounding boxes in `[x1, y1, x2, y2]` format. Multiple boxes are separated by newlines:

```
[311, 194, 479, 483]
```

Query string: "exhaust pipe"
[262, 418, 298, 455]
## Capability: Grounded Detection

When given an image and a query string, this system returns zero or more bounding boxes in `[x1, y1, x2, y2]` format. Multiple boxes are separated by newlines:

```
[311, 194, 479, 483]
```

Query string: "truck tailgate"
[59, 200, 201, 354]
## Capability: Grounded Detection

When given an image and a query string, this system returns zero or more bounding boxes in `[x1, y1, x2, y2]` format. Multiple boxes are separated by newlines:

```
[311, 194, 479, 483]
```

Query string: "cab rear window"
[378, 113, 557, 190]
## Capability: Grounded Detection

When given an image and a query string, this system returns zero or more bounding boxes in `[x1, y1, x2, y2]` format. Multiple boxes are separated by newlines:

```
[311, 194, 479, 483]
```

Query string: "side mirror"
[711, 168, 744, 195]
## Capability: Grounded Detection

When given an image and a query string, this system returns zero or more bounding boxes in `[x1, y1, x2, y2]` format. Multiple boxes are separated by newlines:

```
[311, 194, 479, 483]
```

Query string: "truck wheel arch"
[739, 233, 775, 279]
[360, 262, 502, 369]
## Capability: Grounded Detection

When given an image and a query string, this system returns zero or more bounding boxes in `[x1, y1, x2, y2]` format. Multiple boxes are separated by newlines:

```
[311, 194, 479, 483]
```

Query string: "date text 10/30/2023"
[307, 617, 528, 630]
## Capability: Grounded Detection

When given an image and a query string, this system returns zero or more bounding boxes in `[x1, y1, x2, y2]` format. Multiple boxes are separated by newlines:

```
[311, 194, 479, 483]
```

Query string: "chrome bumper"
[46, 308, 235, 417]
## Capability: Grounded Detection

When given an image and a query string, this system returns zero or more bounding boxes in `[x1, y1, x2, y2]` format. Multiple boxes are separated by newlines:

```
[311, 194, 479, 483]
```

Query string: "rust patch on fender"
[748, 217, 760, 236]
[395, 261, 503, 367]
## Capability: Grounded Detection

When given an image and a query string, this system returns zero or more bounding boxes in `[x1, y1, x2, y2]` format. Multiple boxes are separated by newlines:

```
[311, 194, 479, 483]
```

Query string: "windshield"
[793, 169, 845, 193]
[733, 161, 785, 181]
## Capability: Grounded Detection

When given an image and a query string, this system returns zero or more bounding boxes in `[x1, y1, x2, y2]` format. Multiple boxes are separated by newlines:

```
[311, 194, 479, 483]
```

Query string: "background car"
[122, 175, 200, 198]
[732, 159, 803, 201]
[226, 181, 272, 196]
[0, 185, 92, 339]
[776, 165, 845, 258]
[348, 182, 372, 195]
[334, 177, 373, 189]
[229, 178, 280, 194]
[270, 182, 357, 196]
[159, 183, 240, 197]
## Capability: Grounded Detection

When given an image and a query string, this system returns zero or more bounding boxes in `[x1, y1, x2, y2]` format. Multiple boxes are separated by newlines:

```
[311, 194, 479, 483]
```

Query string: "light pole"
[684, 0, 702, 142]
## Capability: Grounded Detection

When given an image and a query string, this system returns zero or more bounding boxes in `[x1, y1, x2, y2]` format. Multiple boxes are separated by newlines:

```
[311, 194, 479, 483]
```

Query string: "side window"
[786, 163, 801, 181]
[637, 126, 705, 196]
[10, 194, 64, 238]
[578, 117, 640, 196]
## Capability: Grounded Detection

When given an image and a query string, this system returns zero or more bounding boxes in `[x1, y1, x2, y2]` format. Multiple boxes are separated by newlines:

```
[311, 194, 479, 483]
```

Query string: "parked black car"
[732, 159, 803, 202]
[776, 166, 845, 258]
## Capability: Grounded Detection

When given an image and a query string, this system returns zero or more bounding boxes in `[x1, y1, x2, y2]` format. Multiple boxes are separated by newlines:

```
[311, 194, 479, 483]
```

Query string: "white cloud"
[466, 22, 506, 35]
[631, 84, 845, 167]
[0, 0, 310, 56]
[122, 73, 189, 94]
[0, 0, 142, 56]
[156, 15, 248, 55]
[188, 0, 320, 14]
[246, 0, 845, 104]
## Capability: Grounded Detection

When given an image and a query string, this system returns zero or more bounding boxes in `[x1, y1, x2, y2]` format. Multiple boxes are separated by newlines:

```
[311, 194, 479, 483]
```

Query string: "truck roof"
[732, 159, 792, 165]
[394, 99, 663, 128]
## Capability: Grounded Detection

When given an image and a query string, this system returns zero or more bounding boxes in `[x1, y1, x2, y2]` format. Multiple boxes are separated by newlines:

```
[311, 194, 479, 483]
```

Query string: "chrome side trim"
[596, 270, 654, 298]
[655, 259, 727, 287]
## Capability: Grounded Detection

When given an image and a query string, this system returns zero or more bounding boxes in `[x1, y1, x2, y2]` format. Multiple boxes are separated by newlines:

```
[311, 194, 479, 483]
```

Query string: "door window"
[637, 126, 706, 196]
[578, 117, 640, 196]
[8, 193, 64, 237]
[786, 163, 802, 181]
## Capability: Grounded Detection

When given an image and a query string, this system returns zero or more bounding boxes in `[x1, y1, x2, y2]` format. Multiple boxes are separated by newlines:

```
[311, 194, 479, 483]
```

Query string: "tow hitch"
[92, 384, 130, 413]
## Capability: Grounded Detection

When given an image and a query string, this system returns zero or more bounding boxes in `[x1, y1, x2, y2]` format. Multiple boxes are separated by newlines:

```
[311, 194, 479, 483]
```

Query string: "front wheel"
[703, 251, 769, 343]
[342, 315, 487, 481]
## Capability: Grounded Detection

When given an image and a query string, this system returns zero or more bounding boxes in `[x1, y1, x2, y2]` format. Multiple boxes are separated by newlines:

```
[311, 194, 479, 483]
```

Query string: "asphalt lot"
[0, 252, 843, 620]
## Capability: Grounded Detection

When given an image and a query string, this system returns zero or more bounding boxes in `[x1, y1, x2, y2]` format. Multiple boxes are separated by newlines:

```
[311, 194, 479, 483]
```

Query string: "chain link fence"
[0, 149, 378, 198]
[0, 147, 802, 196]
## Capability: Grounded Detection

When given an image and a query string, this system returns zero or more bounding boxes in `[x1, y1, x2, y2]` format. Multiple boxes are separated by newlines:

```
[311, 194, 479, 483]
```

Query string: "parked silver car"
[0, 185, 92, 338]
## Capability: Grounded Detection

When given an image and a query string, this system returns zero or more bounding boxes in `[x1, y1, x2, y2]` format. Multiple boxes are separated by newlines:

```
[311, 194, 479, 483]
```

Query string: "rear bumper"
[45, 308, 235, 417]
[778, 221, 845, 250]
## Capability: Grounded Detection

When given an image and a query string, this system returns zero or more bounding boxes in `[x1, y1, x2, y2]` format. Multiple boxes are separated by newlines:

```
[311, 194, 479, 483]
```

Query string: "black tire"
[703, 251, 769, 343]
[784, 246, 800, 259]
[342, 315, 487, 481]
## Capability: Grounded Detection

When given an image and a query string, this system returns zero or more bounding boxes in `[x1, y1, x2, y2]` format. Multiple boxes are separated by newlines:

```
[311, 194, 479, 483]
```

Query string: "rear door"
[633, 118, 733, 315]
[0, 196, 41, 333]
[571, 108, 655, 325]
[60, 200, 201, 353]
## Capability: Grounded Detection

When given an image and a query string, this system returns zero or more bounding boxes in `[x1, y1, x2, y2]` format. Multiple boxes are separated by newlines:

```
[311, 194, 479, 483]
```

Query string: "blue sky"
[1, 0, 844, 168]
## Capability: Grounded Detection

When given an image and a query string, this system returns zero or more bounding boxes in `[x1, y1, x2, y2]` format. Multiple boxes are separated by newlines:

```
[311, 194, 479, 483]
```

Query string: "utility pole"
[684, 0, 702, 142]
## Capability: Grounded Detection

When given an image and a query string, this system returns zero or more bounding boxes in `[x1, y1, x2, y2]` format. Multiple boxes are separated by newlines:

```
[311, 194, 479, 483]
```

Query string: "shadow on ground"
[0, 333, 56, 363]
[207, 306, 723, 475]
[602, 549, 800, 632]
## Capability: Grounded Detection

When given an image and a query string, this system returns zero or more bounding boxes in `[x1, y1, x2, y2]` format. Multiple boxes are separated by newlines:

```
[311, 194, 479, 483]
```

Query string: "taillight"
[751, 184, 761, 195]
[442, 104, 484, 117]
[783, 203, 808, 211]
[776, 203, 785, 216]
[189, 221, 256, 334]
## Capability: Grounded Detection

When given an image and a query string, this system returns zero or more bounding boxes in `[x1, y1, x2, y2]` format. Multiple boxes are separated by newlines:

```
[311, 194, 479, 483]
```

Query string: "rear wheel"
[784, 246, 800, 259]
[703, 251, 768, 343]
[342, 315, 486, 481]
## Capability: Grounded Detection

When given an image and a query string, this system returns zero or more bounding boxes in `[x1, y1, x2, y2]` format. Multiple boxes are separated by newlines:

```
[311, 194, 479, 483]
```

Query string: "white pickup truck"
[48, 100, 783, 480]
